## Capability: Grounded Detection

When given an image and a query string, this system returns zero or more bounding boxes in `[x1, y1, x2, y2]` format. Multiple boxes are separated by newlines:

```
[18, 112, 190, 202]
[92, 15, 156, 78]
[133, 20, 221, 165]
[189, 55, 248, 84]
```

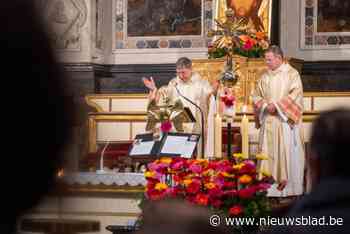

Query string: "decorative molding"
[301, 60, 350, 91]
[28, 210, 141, 217]
[63, 63, 95, 72]
[61, 60, 350, 94]
[98, 64, 176, 93]
[300, 0, 350, 50]
[113, 0, 213, 51]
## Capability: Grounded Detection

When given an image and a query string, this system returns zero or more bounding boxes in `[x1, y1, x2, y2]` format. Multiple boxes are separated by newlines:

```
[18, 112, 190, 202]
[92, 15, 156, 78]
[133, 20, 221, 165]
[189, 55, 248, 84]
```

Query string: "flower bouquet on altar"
[220, 88, 236, 119]
[209, 30, 269, 59]
[140, 155, 274, 233]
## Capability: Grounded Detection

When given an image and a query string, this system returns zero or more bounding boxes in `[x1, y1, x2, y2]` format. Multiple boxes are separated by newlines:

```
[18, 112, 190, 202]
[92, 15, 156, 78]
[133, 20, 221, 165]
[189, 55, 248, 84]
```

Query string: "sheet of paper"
[160, 135, 188, 154]
[129, 141, 155, 155]
[180, 141, 197, 158]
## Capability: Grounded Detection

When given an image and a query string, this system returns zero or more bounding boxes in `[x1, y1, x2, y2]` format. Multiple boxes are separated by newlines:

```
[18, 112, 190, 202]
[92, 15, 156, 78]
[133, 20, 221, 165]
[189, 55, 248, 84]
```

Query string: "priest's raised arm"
[142, 57, 219, 158]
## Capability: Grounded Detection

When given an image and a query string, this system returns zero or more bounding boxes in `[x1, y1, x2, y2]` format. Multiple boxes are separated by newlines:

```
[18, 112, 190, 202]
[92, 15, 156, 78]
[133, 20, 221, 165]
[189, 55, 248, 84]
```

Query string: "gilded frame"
[214, 0, 273, 37]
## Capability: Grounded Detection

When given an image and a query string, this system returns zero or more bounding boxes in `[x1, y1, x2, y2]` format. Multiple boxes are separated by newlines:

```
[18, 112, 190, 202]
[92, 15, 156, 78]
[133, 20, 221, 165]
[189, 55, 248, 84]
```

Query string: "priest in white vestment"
[143, 57, 219, 158]
[252, 46, 305, 197]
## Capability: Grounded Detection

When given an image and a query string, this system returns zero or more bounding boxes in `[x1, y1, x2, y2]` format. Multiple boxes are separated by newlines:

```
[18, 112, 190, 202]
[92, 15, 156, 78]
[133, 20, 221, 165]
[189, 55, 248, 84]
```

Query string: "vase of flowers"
[221, 89, 236, 118]
[159, 111, 173, 135]
[209, 30, 269, 59]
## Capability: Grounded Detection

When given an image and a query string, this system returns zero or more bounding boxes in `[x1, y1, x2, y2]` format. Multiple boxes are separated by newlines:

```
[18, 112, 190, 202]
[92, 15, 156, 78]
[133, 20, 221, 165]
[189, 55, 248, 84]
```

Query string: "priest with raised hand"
[142, 57, 219, 158]
[252, 45, 305, 198]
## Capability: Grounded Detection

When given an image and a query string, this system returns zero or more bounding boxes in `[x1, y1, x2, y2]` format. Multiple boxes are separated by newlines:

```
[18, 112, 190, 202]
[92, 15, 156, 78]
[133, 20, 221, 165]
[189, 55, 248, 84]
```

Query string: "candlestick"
[214, 113, 222, 159]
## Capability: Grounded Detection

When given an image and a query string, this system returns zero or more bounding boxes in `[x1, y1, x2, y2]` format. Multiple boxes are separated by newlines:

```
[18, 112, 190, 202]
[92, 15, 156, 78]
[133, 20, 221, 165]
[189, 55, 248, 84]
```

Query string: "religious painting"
[301, 0, 350, 49]
[127, 0, 202, 37]
[317, 0, 350, 32]
[215, 0, 272, 36]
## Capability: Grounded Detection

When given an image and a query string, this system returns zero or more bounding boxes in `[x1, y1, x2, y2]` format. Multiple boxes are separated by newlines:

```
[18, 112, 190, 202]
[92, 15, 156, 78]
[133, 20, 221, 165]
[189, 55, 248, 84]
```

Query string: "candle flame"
[57, 169, 64, 178]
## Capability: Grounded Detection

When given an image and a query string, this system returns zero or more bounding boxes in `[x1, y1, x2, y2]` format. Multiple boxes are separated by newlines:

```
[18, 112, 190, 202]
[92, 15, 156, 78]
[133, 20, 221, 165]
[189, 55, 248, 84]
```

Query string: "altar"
[82, 56, 307, 170]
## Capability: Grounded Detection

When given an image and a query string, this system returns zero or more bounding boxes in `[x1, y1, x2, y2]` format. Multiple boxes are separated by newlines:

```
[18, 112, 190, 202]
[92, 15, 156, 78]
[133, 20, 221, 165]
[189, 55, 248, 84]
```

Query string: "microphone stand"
[96, 140, 110, 174]
[175, 85, 205, 158]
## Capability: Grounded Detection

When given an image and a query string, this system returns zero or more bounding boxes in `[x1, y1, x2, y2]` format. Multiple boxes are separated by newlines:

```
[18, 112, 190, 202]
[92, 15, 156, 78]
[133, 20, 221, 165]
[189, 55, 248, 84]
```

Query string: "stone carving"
[96, 0, 104, 49]
[40, 0, 88, 50]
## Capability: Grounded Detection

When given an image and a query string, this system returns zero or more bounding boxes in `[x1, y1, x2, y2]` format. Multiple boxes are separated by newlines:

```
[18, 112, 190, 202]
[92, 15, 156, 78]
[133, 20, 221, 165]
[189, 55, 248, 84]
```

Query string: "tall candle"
[214, 113, 222, 159]
[241, 114, 249, 159]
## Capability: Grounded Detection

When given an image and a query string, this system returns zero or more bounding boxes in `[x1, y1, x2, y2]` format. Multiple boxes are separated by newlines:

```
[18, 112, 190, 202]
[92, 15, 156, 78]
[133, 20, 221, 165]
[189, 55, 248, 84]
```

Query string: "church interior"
[16, 0, 350, 234]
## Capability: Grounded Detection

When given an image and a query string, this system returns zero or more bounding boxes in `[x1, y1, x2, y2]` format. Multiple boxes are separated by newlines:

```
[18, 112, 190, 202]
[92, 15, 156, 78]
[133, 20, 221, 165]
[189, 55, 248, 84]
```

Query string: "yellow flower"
[233, 163, 244, 170]
[205, 182, 216, 189]
[160, 157, 172, 164]
[202, 169, 214, 176]
[221, 172, 235, 178]
[144, 171, 155, 178]
[154, 183, 168, 191]
[256, 153, 269, 160]
[239, 174, 253, 184]
[233, 153, 244, 159]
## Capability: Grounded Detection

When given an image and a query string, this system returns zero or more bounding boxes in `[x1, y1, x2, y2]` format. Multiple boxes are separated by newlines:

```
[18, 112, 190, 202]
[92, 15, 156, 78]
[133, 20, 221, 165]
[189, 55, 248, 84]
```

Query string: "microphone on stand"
[96, 140, 110, 174]
[174, 83, 205, 158]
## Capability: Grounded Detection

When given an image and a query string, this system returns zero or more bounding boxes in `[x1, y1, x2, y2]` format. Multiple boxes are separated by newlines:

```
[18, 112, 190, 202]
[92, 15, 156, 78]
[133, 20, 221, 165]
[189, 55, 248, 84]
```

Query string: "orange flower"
[239, 175, 253, 184]
[255, 31, 266, 40]
[160, 157, 172, 164]
[239, 35, 250, 42]
[204, 182, 216, 189]
[183, 179, 193, 186]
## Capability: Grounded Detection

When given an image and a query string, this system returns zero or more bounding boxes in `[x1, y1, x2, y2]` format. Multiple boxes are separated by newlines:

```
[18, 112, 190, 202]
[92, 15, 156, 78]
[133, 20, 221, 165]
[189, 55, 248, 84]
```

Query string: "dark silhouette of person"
[136, 199, 230, 234]
[1, 1, 71, 233]
[262, 108, 350, 234]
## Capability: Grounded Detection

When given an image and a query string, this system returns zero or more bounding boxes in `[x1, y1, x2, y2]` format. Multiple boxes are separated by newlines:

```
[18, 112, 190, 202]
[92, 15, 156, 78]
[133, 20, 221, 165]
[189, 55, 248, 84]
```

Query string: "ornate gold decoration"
[192, 56, 266, 112]
[208, 9, 246, 50]
[145, 98, 185, 133]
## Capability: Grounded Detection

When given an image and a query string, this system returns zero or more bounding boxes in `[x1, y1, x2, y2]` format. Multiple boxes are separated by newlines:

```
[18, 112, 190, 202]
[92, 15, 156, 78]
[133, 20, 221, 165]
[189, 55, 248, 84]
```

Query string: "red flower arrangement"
[160, 120, 172, 133]
[235, 31, 269, 58]
[221, 92, 235, 107]
[208, 30, 269, 59]
[142, 157, 273, 220]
